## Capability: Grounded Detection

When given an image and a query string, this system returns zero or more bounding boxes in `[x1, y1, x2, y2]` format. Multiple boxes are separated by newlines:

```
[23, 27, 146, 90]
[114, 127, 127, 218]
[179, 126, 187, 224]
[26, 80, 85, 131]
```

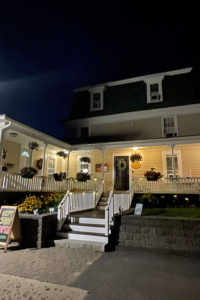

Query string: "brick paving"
[0, 247, 102, 286]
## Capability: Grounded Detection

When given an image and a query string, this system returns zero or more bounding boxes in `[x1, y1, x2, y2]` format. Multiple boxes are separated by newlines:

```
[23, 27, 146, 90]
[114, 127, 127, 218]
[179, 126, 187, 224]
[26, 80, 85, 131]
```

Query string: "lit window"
[21, 151, 30, 157]
[78, 156, 91, 174]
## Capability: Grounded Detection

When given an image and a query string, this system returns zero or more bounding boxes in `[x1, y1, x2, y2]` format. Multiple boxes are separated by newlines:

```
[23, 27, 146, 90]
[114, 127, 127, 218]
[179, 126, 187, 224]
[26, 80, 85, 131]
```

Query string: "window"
[162, 150, 182, 177]
[47, 156, 56, 175]
[145, 76, 163, 103]
[166, 154, 178, 177]
[78, 156, 91, 174]
[162, 116, 178, 138]
[89, 86, 105, 111]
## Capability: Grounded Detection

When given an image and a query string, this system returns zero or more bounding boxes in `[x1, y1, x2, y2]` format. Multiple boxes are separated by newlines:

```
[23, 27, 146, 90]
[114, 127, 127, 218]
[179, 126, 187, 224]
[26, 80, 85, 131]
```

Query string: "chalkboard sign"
[0, 206, 22, 251]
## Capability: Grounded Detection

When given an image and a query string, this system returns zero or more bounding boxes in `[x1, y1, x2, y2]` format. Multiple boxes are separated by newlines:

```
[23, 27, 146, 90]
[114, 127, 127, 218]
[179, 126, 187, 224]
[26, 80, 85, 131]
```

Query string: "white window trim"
[145, 76, 164, 103]
[161, 115, 178, 138]
[77, 155, 91, 174]
[47, 154, 57, 175]
[89, 86, 105, 111]
[162, 150, 182, 177]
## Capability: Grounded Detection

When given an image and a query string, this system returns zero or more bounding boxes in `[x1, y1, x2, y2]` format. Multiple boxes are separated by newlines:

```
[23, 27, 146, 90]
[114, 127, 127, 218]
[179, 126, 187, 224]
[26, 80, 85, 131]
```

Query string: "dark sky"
[0, 1, 199, 139]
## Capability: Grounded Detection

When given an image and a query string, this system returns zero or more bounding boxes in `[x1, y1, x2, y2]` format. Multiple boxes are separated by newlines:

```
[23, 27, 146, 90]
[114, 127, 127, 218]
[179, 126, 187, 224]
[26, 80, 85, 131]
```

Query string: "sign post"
[0, 206, 22, 252]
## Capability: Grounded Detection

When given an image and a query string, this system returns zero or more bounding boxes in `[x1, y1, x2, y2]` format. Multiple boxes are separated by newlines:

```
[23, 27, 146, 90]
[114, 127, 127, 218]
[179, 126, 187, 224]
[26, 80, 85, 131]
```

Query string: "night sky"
[0, 1, 199, 139]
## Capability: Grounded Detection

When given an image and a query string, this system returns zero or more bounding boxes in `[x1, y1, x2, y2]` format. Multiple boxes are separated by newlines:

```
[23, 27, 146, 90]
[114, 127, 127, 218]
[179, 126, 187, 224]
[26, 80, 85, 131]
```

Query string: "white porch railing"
[0, 171, 102, 193]
[0, 172, 43, 191]
[105, 182, 134, 236]
[133, 177, 200, 194]
[57, 180, 104, 231]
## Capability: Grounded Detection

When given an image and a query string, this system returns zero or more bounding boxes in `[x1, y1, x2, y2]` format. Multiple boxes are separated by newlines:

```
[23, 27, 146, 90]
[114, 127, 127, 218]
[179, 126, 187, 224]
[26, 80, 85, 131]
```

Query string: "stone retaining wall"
[119, 215, 200, 252]
[19, 213, 57, 248]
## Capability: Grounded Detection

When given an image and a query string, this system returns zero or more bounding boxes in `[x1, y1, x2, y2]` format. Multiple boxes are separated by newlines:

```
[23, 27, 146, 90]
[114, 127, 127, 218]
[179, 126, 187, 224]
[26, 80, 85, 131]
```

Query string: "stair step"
[98, 201, 107, 206]
[56, 231, 108, 243]
[63, 223, 105, 234]
[100, 197, 108, 202]
[97, 206, 106, 210]
[70, 216, 105, 225]
[54, 239, 107, 252]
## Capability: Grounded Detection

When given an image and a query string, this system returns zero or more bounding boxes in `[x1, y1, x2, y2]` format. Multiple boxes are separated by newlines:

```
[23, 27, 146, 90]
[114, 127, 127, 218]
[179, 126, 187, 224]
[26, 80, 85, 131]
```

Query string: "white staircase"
[97, 193, 108, 211]
[54, 210, 108, 252]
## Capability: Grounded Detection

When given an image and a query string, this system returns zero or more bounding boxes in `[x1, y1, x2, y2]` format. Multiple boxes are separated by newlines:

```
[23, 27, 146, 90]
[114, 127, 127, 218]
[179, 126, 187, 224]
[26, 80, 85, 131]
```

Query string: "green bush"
[139, 193, 159, 208]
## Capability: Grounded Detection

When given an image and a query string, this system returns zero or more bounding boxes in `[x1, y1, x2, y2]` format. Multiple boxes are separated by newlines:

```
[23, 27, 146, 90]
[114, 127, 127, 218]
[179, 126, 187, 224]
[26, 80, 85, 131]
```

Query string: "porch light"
[133, 147, 138, 151]
[161, 196, 165, 198]
[185, 198, 189, 201]
[173, 195, 177, 198]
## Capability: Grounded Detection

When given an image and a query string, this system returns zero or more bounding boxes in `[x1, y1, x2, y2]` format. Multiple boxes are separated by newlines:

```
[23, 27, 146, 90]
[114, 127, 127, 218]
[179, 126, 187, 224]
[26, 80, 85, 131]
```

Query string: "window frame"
[89, 86, 105, 111]
[162, 150, 182, 177]
[161, 115, 178, 138]
[145, 76, 164, 103]
[77, 155, 91, 174]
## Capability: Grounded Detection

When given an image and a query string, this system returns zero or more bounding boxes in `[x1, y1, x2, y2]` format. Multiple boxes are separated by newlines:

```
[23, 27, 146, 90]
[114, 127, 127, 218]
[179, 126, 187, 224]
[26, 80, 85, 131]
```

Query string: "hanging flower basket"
[20, 167, 38, 178]
[29, 142, 39, 151]
[144, 168, 163, 181]
[130, 152, 142, 169]
[56, 151, 68, 159]
[80, 156, 91, 163]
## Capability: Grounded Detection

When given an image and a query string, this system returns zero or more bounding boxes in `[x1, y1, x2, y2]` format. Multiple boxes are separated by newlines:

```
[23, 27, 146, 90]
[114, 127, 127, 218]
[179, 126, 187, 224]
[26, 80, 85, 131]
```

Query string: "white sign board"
[134, 203, 143, 216]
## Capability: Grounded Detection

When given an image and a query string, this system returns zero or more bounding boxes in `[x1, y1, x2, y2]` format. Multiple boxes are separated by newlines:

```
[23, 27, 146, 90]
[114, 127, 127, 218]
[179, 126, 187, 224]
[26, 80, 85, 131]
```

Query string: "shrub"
[139, 193, 159, 208]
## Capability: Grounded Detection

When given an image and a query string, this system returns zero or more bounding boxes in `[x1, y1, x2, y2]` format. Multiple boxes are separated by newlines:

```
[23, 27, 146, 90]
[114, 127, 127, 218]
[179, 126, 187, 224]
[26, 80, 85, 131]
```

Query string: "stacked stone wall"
[19, 213, 57, 248]
[119, 215, 200, 252]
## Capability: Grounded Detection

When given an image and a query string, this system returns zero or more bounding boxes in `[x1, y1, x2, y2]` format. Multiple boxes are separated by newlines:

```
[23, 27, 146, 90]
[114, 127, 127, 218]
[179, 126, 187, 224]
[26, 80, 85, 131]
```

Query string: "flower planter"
[22, 174, 35, 179]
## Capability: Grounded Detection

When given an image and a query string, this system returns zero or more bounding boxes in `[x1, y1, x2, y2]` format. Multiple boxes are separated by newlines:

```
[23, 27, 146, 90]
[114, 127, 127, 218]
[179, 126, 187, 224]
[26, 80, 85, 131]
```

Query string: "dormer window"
[145, 76, 164, 103]
[89, 86, 105, 111]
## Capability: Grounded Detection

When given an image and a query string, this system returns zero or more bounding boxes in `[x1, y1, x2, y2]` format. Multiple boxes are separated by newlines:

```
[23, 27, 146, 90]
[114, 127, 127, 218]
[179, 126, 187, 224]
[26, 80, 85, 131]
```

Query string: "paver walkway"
[0, 246, 200, 300]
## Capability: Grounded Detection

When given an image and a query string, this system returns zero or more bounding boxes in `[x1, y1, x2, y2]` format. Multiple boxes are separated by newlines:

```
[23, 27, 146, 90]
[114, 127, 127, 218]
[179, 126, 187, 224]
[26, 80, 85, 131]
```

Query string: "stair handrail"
[57, 190, 70, 231]
[105, 190, 114, 236]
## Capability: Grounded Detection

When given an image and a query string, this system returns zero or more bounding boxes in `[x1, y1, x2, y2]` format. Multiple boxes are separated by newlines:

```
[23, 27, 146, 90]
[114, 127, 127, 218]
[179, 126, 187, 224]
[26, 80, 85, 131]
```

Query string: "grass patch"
[142, 208, 200, 218]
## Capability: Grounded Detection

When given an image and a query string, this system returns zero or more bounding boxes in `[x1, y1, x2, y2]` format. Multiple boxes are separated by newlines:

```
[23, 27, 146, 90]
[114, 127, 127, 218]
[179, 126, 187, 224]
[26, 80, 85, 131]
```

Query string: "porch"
[133, 177, 200, 194]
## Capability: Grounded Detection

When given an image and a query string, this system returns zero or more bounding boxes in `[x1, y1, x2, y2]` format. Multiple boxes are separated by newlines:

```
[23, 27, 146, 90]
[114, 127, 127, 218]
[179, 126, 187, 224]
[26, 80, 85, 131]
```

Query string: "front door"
[114, 156, 129, 190]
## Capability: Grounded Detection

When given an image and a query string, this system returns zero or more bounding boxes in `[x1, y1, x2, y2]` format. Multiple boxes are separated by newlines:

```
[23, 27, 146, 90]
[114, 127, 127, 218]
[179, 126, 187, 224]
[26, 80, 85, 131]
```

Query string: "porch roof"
[0, 114, 72, 151]
[71, 135, 200, 152]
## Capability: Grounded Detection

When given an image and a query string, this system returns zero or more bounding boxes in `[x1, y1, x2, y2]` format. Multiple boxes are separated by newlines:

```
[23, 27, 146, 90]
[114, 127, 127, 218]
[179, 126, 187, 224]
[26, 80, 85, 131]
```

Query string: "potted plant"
[56, 151, 68, 159]
[144, 168, 163, 181]
[53, 172, 67, 181]
[20, 167, 38, 178]
[80, 156, 91, 163]
[130, 152, 142, 169]
[29, 141, 39, 151]
[76, 172, 91, 182]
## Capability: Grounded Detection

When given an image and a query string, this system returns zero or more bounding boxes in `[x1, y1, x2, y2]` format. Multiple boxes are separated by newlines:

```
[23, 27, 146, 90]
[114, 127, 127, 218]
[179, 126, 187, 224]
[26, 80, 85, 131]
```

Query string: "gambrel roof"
[67, 67, 200, 121]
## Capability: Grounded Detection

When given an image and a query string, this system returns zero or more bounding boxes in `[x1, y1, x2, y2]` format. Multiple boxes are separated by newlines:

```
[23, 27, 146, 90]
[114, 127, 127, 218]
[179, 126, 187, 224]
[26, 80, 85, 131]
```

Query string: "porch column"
[171, 144, 177, 193]
[66, 152, 70, 178]
[171, 144, 176, 177]
[101, 149, 105, 181]
[0, 120, 11, 169]
[41, 143, 47, 176]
